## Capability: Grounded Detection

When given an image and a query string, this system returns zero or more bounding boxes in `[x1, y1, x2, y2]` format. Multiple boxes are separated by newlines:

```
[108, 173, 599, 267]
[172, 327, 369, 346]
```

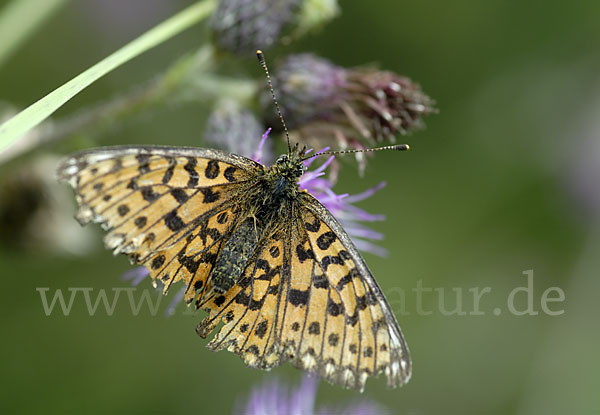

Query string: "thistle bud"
[210, 0, 339, 54]
[204, 101, 273, 162]
[262, 54, 435, 151]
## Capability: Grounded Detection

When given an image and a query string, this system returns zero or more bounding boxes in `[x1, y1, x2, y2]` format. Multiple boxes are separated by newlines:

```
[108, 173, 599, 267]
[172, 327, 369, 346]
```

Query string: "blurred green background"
[1, 0, 599, 413]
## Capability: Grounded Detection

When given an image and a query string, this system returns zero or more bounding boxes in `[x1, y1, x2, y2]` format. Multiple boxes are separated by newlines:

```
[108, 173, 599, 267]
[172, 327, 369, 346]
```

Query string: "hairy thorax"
[210, 146, 307, 294]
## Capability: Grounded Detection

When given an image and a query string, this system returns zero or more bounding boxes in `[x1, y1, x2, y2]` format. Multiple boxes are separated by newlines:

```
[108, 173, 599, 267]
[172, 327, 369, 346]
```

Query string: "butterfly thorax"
[260, 144, 307, 204]
[210, 145, 307, 294]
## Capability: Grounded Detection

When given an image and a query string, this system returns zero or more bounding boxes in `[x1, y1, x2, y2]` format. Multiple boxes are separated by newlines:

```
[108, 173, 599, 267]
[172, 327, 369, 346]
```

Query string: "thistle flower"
[210, 0, 339, 54]
[238, 374, 389, 415]
[262, 53, 435, 152]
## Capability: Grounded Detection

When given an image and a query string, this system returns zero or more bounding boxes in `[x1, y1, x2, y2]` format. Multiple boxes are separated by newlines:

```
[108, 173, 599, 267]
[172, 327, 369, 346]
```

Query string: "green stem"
[0, 44, 258, 165]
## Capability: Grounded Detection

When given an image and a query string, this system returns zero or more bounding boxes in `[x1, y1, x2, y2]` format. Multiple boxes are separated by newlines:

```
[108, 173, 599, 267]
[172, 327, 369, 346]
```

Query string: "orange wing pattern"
[58, 145, 409, 391]
[195, 196, 410, 391]
[57, 146, 260, 303]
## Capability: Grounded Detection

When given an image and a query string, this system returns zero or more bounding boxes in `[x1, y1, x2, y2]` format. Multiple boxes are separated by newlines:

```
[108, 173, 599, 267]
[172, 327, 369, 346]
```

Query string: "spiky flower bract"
[262, 53, 435, 155]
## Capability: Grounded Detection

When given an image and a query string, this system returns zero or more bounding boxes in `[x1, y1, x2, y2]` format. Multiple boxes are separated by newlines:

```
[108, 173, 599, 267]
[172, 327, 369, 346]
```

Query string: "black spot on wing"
[200, 188, 220, 203]
[151, 255, 166, 269]
[296, 244, 314, 263]
[224, 166, 237, 182]
[321, 250, 351, 271]
[316, 231, 337, 250]
[127, 179, 138, 190]
[328, 333, 339, 346]
[312, 274, 329, 289]
[327, 298, 343, 316]
[140, 186, 159, 202]
[205, 160, 220, 179]
[214, 295, 226, 306]
[184, 157, 199, 187]
[255, 321, 268, 339]
[170, 188, 189, 204]
[305, 217, 320, 232]
[117, 204, 129, 216]
[225, 310, 234, 322]
[162, 162, 175, 184]
[134, 216, 147, 228]
[269, 245, 280, 258]
[336, 268, 358, 291]
[164, 210, 185, 231]
[308, 322, 320, 335]
[136, 154, 151, 174]
[288, 289, 309, 307]
[217, 212, 228, 224]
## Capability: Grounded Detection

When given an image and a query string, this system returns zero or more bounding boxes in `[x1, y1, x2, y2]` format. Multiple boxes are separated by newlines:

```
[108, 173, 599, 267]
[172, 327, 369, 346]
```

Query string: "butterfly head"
[261, 143, 308, 202]
[274, 143, 308, 179]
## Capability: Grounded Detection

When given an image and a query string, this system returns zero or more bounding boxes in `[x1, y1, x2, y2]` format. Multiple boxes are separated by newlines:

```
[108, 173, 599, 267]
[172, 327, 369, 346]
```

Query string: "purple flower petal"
[344, 181, 386, 203]
[352, 239, 389, 257]
[252, 128, 272, 164]
[164, 287, 185, 317]
[289, 375, 318, 415]
[238, 374, 389, 415]
[121, 266, 149, 286]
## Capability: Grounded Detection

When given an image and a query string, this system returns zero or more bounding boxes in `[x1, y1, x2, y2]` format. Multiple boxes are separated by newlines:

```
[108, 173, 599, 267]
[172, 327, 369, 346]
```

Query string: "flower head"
[262, 53, 435, 155]
[210, 0, 339, 55]
[238, 374, 389, 415]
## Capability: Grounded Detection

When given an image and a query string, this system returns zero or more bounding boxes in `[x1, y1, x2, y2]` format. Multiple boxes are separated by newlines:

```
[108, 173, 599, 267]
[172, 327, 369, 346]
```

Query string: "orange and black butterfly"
[56, 53, 411, 392]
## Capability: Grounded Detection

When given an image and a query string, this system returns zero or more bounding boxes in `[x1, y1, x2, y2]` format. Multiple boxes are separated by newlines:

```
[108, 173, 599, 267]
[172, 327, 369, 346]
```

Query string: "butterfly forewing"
[57, 146, 260, 296]
[299, 196, 411, 389]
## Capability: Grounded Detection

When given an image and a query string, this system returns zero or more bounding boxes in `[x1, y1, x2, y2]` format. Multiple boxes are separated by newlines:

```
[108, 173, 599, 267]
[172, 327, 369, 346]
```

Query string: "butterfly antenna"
[301, 144, 410, 162]
[257, 50, 291, 153]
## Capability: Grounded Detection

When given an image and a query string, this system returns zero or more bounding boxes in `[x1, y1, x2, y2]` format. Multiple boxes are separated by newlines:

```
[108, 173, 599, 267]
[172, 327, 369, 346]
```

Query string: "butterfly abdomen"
[210, 218, 262, 293]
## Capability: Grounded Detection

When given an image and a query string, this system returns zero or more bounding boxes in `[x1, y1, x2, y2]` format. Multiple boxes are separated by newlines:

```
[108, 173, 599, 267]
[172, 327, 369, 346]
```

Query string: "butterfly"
[56, 139, 411, 392]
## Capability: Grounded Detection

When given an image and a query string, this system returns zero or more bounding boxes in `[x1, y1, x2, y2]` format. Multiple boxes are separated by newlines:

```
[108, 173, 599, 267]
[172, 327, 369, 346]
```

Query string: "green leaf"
[0, 0, 216, 157]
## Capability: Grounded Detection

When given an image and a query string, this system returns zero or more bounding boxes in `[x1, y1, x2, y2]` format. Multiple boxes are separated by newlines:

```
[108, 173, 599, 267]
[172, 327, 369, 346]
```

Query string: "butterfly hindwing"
[193, 195, 410, 391]
[57, 145, 261, 298]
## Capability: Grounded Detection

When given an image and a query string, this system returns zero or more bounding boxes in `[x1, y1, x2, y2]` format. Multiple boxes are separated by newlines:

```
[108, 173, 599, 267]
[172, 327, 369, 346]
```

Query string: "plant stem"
[0, 44, 258, 164]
